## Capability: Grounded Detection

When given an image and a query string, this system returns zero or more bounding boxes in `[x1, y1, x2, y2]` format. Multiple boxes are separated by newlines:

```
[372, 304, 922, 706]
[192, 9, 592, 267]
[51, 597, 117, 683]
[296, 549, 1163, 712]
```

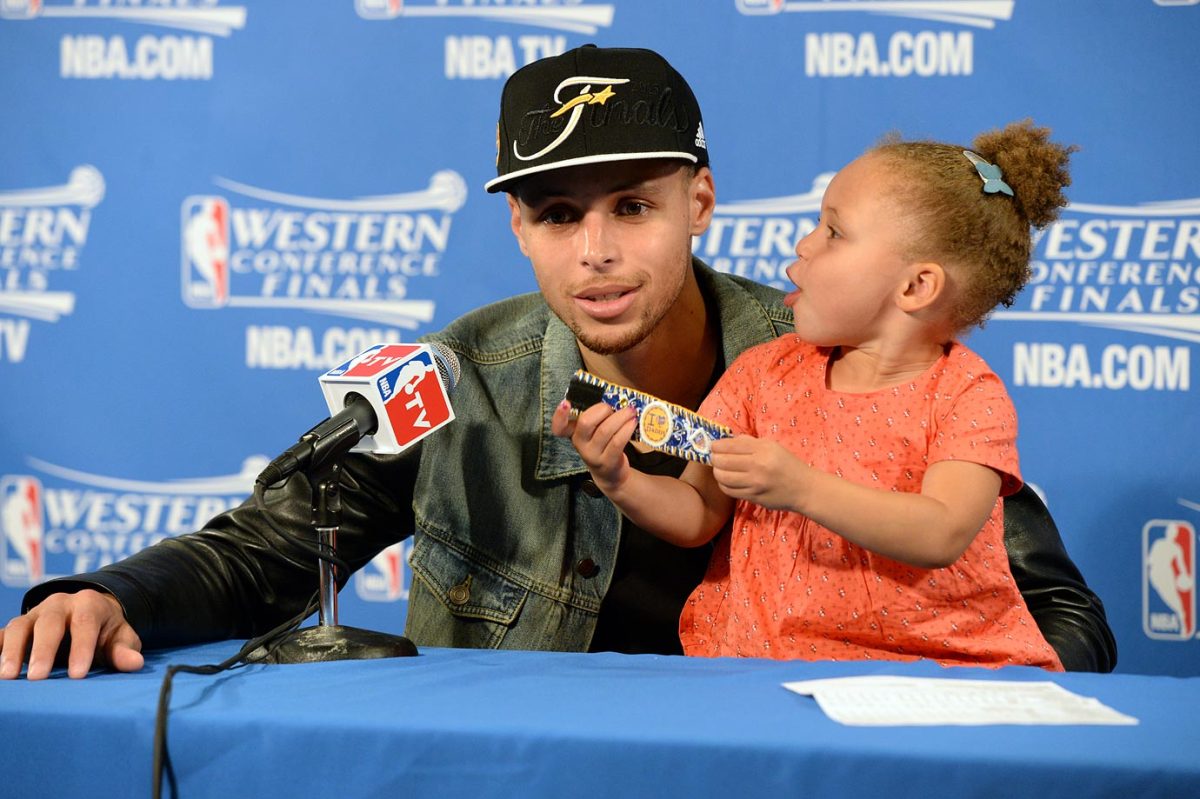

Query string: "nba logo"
[735, 0, 785, 14]
[380, 350, 454, 449]
[181, 195, 231, 308]
[322, 344, 455, 454]
[0, 0, 42, 20]
[356, 0, 403, 19]
[355, 540, 412, 602]
[1143, 520, 1196, 640]
[1, 476, 45, 587]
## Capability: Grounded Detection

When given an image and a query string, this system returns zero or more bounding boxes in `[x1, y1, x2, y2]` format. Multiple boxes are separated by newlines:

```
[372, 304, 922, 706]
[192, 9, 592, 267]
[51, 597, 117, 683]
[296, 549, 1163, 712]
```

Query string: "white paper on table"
[782, 675, 1139, 726]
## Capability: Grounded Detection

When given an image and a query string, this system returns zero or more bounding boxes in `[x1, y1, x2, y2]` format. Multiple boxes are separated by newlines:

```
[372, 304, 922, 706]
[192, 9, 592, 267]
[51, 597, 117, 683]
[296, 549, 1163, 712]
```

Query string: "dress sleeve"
[930, 363, 1022, 497]
[698, 338, 787, 437]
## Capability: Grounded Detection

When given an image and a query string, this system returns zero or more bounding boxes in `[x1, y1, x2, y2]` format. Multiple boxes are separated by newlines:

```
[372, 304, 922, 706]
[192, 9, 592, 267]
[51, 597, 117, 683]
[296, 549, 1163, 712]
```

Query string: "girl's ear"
[897, 262, 945, 312]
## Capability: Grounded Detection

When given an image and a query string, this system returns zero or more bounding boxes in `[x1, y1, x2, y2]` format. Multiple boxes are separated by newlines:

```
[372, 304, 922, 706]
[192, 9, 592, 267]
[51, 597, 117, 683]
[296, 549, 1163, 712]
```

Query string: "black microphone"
[256, 343, 460, 487]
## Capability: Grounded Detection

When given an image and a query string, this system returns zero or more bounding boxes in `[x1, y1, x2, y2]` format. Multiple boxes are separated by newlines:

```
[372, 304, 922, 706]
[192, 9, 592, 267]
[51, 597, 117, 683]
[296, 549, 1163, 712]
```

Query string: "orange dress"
[681, 335, 1063, 670]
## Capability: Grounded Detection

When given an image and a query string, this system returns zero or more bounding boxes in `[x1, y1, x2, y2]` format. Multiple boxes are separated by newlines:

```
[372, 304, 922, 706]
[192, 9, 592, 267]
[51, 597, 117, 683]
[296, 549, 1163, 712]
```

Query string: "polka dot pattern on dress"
[682, 336, 1061, 670]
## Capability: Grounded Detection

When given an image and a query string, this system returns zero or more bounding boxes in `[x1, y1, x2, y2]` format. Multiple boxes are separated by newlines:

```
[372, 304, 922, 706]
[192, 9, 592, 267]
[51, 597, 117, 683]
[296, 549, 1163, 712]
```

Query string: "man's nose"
[579, 213, 616, 268]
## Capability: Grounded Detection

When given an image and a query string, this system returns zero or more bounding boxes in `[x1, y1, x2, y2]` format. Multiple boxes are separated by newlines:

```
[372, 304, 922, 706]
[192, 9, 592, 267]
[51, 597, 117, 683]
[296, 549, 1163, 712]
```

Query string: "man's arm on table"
[1, 451, 417, 679]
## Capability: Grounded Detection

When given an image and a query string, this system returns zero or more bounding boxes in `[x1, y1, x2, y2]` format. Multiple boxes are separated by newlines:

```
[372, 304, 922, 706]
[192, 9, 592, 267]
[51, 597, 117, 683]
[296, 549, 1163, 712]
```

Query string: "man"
[0, 45, 1115, 680]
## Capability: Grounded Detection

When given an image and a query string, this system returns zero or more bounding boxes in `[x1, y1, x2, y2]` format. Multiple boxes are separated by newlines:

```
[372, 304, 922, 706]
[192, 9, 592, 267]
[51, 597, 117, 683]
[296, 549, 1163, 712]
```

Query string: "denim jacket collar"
[536, 313, 589, 481]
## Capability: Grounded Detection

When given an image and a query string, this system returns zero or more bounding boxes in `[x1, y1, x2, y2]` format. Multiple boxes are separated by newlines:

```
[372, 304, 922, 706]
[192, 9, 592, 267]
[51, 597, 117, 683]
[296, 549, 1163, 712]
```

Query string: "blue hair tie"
[963, 150, 1014, 196]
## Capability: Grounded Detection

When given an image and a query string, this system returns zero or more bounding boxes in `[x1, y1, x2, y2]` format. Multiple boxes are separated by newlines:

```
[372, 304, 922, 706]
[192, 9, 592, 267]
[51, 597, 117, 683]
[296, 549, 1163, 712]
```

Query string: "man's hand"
[551, 399, 638, 497]
[0, 590, 143, 680]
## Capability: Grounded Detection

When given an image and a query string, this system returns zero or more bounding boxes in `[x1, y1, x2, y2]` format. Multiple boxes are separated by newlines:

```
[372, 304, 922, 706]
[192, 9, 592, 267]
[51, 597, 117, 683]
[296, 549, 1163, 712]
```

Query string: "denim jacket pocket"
[407, 532, 529, 648]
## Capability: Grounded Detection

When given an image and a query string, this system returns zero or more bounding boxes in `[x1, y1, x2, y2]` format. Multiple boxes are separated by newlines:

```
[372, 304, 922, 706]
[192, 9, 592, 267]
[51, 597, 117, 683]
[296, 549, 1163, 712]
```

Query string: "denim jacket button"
[580, 480, 603, 498]
[575, 558, 599, 578]
[448, 577, 471, 605]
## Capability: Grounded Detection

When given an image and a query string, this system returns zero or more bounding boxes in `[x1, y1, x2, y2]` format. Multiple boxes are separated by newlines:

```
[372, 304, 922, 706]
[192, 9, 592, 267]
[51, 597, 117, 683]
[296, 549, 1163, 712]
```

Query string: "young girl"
[557, 120, 1074, 670]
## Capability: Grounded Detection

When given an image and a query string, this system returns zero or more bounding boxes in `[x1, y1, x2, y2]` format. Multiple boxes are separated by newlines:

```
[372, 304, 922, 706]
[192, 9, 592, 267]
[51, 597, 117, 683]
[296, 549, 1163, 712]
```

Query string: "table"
[2, 642, 1197, 799]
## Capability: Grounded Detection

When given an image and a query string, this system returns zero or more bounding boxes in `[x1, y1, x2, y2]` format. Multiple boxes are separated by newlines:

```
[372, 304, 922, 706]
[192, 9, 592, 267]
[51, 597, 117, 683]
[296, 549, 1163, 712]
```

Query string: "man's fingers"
[104, 626, 144, 674]
[0, 617, 30, 679]
[65, 608, 103, 680]
[0, 590, 136, 680]
[25, 609, 69, 681]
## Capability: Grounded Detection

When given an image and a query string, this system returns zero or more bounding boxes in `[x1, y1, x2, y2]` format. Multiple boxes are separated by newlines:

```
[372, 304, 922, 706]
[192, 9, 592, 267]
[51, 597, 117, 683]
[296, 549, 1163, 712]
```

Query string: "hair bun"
[973, 119, 1077, 229]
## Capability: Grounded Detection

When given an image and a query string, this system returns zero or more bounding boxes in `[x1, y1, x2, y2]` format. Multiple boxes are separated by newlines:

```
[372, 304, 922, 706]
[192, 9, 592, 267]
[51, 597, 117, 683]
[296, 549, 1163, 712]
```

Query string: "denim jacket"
[404, 260, 792, 650]
[25, 260, 791, 652]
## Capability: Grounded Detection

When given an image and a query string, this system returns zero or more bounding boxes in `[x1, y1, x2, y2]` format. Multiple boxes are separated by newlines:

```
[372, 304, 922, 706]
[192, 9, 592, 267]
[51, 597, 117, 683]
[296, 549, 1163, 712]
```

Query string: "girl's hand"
[551, 400, 638, 496]
[709, 435, 807, 512]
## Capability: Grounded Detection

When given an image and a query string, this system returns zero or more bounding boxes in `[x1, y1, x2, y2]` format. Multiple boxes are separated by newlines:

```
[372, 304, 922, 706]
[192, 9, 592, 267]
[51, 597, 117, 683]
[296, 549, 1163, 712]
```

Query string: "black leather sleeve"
[1003, 485, 1118, 672]
[21, 450, 419, 650]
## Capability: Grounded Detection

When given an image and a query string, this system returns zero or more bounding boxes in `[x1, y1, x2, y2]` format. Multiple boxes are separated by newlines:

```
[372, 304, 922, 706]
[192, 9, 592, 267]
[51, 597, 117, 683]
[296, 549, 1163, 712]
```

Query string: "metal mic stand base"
[251, 624, 418, 664]
[249, 451, 418, 664]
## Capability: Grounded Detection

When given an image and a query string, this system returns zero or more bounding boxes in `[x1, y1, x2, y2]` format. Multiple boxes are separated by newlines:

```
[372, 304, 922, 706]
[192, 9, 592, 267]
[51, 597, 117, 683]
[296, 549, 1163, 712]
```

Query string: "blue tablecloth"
[2, 641, 1196, 799]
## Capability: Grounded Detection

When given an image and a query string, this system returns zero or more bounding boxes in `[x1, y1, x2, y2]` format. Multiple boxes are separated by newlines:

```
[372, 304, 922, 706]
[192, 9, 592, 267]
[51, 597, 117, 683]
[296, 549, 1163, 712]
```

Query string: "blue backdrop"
[2, 0, 1197, 677]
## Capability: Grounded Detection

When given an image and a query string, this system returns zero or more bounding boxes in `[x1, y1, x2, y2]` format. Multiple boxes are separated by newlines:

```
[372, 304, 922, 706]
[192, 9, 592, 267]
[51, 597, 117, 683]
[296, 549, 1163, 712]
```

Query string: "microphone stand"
[255, 448, 418, 664]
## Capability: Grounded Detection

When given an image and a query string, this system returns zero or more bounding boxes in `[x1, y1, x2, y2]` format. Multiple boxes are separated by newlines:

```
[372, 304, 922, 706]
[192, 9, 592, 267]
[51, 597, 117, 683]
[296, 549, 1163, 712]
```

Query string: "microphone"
[564, 369, 731, 465]
[256, 343, 460, 486]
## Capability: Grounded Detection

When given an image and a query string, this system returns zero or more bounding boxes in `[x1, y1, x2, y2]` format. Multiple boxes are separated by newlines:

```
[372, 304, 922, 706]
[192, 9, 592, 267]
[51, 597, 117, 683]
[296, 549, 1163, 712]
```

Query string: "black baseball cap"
[485, 44, 709, 193]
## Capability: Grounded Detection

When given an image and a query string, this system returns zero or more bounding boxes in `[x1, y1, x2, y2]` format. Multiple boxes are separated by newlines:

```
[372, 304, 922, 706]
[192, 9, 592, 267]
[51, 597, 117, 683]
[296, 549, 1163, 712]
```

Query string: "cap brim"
[485, 150, 700, 193]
